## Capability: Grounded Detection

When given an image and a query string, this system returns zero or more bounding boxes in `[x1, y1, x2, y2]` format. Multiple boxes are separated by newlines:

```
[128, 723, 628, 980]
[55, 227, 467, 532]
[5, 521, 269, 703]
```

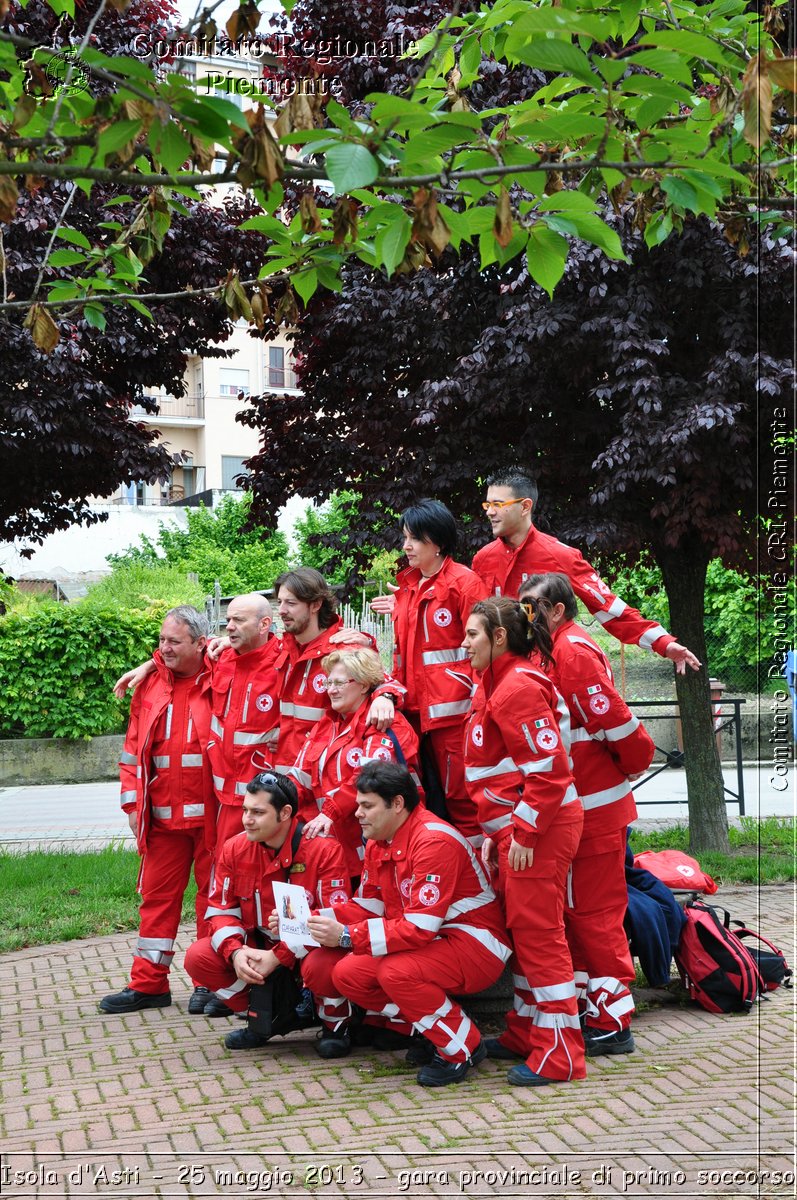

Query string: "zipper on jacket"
[242, 682, 252, 724]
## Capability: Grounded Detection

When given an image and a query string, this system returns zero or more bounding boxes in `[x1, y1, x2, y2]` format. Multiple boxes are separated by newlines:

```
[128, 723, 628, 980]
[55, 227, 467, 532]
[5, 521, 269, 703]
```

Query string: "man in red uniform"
[302, 761, 512, 1086]
[184, 772, 353, 1053]
[272, 568, 401, 774]
[472, 466, 700, 672]
[521, 573, 656, 1056]
[99, 607, 214, 1015]
[207, 593, 281, 853]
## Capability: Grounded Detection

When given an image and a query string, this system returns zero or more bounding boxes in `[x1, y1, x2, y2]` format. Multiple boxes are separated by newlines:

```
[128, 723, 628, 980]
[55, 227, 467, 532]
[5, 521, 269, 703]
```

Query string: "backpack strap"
[290, 820, 306, 860]
[382, 727, 408, 767]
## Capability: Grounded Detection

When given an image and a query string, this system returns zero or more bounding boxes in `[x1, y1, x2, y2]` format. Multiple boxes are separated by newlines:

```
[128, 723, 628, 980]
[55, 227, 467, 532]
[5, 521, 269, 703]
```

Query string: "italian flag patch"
[534, 718, 549, 728]
[331, 879, 344, 887]
[425, 874, 440, 883]
[587, 685, 602, 694]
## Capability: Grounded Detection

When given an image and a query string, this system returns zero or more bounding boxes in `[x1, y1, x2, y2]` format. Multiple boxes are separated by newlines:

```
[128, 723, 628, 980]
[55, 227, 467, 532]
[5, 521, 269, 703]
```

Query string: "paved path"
[0, 884, 794, 1198]
[1, 765, 793, 852]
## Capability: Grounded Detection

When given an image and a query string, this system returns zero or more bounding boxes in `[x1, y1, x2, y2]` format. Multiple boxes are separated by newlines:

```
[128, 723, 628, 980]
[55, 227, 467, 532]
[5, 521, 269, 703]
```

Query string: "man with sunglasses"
[184, 771, 353, 1055]
[472, 466, 700, 673]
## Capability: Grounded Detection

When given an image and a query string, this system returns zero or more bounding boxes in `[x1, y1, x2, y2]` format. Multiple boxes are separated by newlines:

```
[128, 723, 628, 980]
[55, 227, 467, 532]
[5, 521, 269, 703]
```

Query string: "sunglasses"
[481, 498, 527, 511]
[249, 771, 293, 803]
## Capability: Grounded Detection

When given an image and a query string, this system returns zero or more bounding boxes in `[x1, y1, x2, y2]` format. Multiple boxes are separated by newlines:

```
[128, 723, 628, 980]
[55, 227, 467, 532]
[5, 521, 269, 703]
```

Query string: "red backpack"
[731, 925, 793, 993]
[674, 900, 763, 1013]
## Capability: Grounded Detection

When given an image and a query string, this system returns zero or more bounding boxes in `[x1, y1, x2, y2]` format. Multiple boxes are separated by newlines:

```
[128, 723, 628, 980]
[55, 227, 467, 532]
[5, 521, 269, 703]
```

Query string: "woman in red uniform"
[462, 596, 586, 1086]
[519, 572, 655, 1056]
[371, 499, 485, 841]
[288, 648, 420, 881]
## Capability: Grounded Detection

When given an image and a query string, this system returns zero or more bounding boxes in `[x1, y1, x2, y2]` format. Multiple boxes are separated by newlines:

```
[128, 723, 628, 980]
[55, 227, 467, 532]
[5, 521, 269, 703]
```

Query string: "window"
[221, 456, 247, 491]
[219, 367, 250, 397]
[268, 346, 295, 388]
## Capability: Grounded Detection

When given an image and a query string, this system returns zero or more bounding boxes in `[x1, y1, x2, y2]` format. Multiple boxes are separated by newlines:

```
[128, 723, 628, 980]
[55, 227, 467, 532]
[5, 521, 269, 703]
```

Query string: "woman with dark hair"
[372, 498, 485, 841]
[519, 573, 655, 1058]
[462, 596, 586, 1086]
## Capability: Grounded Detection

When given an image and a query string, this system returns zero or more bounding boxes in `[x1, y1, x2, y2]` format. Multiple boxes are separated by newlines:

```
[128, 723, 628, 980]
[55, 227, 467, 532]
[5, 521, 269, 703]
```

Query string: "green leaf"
[626, 49, 694, 85]
[83, 304, 106, 331]
[537, 191, 598, 213]
[661, 175, 700, 211]
[548, 212, 627, 260]
[55, 228, 91, 251]
[293, 268, 318, 305]
[96, 119, 142, 160]
[526, 225, 568, 297]
[644, 210, 673, 247]
[459, 35, 482, 81]
[375, 210, 412, 275]
[324, 144, 380, 193]
[510, 38, 595, 84]
[48, 249, 86, 267]
[150, 122, 191, 175]
[639, 29, 741, 67]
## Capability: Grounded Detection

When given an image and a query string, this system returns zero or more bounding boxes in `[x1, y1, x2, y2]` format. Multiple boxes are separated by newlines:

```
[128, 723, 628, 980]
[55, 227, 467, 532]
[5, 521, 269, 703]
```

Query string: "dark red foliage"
[241, 216, 794, 577]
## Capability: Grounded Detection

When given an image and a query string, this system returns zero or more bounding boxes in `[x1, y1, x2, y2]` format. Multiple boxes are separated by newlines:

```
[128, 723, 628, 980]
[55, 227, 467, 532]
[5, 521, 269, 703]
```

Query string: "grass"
[629, 816, 796, 885]
[0, 820, 792, 953]
[0, 844, 196, 953]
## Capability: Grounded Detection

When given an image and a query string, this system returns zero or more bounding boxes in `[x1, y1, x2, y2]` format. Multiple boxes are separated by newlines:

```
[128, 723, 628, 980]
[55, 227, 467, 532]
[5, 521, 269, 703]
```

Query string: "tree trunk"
[657, 547, 731, 853]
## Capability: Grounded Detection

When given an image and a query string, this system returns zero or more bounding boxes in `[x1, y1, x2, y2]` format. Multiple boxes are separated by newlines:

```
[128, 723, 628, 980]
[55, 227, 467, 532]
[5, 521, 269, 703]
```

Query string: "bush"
[82, 563, 206, 612]
[0, 605, 161, 739]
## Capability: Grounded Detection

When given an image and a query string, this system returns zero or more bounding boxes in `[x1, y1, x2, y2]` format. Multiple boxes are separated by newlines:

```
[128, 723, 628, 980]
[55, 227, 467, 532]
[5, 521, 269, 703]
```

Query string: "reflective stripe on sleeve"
[513, 800, 538, 827]
[591, 598, 628, 625]
[465, 756, 518, 782]
[120, 790, 137, 807]
[353, 897, 385, 915]
[604, 715, 641, 741]
[517, 756, 555, 775]
[579, 781, 630, 810]
[119, 751, 137, 765]
[427, 699, 471, 720]
[205, 905, 242, 919]
[211, 926, 247, 953]
[405, 912, 443, 932]
[280, 701, 326, 722]
[367, 918, 388, 956]
[638, 623, 670, 651]
[233, 731, 273, 746]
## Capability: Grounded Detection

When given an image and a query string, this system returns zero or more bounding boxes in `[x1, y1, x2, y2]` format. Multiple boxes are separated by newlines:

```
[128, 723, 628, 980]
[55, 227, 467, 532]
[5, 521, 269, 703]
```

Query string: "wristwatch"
[381, 693, 398, 706]
[338, 925, 352, 950]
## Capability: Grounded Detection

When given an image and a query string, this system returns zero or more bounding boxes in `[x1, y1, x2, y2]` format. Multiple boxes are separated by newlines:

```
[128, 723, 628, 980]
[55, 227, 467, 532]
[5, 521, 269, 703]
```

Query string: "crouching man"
[184, 771, 352, 1052]
[303, 762, 512, 1087]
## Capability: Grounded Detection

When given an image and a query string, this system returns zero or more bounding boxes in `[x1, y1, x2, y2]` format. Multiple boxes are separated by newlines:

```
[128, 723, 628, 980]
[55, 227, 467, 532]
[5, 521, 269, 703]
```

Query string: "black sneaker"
[316, 1029, 352, 1059]
[416, 1040, 487, 1087]
[204, 995, 235, 1018]
[584, 1027, 635, 1057]
[484, 1037, 523, 1060]
[225, 1025, 271, 1050]
[405, 1036, 435, 1066]
[372, 1028, 415, 1052]
[98, 988, 171, 1015]
[188, 987, 211, 1015]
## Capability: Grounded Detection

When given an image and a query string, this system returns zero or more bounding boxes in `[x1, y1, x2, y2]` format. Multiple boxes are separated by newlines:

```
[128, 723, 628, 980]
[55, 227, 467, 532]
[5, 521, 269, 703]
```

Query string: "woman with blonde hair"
[288, 647, 421, 881]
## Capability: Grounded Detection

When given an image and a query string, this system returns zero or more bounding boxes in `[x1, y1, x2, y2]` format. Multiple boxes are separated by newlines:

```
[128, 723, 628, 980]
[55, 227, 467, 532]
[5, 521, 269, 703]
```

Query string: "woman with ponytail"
[461, 597, 586, 1086]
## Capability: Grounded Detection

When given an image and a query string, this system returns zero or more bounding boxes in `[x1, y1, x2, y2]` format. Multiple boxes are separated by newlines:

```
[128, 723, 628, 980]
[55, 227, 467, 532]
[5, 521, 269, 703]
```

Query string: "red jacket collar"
[397, 557, 454, 596]
[477, 651, 530, 698]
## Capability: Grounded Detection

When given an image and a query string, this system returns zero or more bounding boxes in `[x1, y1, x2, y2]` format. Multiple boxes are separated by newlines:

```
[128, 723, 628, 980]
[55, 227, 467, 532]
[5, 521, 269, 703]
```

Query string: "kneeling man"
[184, 771, 351, 1050]
[304, 761, 511, 1087]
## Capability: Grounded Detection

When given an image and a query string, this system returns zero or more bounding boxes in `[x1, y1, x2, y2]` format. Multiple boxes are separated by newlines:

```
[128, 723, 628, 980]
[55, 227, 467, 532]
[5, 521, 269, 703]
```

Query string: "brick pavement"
[0, 885, 794, 1199]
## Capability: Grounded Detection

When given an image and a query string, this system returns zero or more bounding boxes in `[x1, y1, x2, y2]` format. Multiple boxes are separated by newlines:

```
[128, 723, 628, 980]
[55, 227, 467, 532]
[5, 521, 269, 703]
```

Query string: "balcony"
[267, 365, 298, 390]
[131, 394, 205, 421]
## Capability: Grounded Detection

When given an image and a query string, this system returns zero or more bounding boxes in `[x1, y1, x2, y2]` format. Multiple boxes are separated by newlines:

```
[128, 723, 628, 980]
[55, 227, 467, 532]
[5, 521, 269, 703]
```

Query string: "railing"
[131, 394, 205, 419]
[628, 698, 747, 815]
[267, 366, 298, 389]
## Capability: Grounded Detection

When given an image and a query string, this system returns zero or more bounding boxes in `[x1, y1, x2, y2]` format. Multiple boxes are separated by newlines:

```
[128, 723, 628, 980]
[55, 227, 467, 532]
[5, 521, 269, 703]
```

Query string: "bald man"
[207, 593, 281, 852]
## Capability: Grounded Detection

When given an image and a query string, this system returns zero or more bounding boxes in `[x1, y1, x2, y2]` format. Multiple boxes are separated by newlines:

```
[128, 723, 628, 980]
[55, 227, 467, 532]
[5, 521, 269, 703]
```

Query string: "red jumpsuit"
[391, 557, 486, 840]
[184, 819, 352, 1030]
[272, 619, 401, 774]
[472, 525, 676, 656]
[545, 622, 655, 1032]
[119, 654, 214, 995]
[206, 636, 281, 853]
[288, 700, 421, 878]
[464, 653, 586, 1081]
[302, 805, 511, 1062]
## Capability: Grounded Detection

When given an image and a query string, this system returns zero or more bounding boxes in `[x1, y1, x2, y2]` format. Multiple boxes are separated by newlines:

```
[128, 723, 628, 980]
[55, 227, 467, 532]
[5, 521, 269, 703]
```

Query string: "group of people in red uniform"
[101, 466, 700, 1088]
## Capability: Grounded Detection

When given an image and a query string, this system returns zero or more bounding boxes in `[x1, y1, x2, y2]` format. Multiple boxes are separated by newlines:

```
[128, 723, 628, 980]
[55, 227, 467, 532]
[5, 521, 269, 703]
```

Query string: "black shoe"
[507, 1063, 554, 1087]
[225, 1025, 270, 1050]
[416, 1040, 487, 1087]
[204, 995, 235, 1018]
[372, 1028, 415, 1052]
[188, 987, 211, 1015]
[98, 988, 171, 1015]
[316, 1029, 352, 1059]
[405, 1036, 435, 1066]
[484, 1037, 523, 1060]
[584, 1027, 635, 1057]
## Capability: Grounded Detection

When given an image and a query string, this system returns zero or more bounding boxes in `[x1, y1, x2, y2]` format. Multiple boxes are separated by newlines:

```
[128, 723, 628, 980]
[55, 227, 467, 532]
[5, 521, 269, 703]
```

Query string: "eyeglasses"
[481, 498, 527, 511]
[324, 677, 357, 690]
